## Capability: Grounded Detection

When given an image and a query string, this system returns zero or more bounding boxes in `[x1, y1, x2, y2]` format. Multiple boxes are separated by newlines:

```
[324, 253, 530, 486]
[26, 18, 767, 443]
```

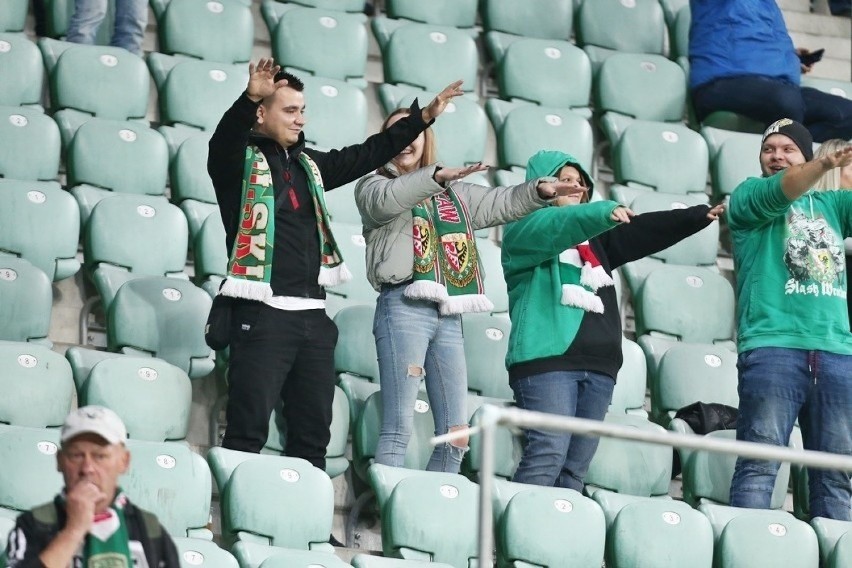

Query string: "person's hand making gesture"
[421, 80, 466, 123]
[246, 58, 289, 103]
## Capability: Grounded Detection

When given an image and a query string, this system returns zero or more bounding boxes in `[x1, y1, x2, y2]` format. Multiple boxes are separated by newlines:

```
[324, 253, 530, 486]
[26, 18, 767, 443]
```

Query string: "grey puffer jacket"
[354, 164, 552, 291]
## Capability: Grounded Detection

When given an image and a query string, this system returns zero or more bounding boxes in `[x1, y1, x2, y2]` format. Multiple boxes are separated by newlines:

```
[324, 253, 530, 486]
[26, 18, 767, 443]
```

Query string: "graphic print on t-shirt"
[783, 211, 846, 298]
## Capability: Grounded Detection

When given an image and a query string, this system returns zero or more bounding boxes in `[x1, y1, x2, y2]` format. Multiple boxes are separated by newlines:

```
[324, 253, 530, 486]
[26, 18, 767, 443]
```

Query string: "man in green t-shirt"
[728, 118, 852, 520]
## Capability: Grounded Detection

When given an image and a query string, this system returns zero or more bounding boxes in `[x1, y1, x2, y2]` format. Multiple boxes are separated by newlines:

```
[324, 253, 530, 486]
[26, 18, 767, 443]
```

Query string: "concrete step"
[783, 10, 852, 37]
[789, 31, 852, 80]
[778, 0, 812, 13]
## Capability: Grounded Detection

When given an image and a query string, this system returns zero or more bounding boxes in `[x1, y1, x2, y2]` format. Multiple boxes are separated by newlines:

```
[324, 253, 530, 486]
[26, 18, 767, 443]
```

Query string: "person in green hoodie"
[727, 118, 852, 521]
[503, 150, 724, 490]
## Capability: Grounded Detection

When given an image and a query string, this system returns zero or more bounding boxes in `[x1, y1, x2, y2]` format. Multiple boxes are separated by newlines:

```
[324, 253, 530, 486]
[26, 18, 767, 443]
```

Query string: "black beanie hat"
[762, 118, 814, 161]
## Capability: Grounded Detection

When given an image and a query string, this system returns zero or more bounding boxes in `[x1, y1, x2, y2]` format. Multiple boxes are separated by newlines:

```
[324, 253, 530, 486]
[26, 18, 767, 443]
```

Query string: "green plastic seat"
[158, 0, 254, 64]
[386, 0, 477, 28]
[0, 106, 60, 180]
[464, 402, 522, 482]
[700, 111, 765, 135]
[378, 83, 487, 165]
[0, 179, 80, 281]
[0, 426, 64, 517]
[576, 0, 666, 74]
[710, 132, 763, 202]
[324, 178, 363, 226]
[497, 38, 592, 113]
[325, 222, 378, 304]
[810, 517, 852, 567]
[0, 341, 74, 428]
[263, 385, 350, 479]
[0, 256, 53, 344]
[801, 76, 852, 100]
[660, 0, 688, 25]
[122, 439, 213, 539]
[0, 33, 44, 106]
[300, 76, 368, 149]
[461, 312, 514, 400]
[172, 537, 239, 568]
[351, 555, 454, 568]
[269, 0, 366, 15]
[107, 277, 214, 379]
[378, 21, 478, 95]
[609, 337, 648, 417]
[671, 4, 690, 64]
[41, 0, 114, 43]
[64, 346, 127, 392]
[0, 0, 27, 31]
[829, 531, 852, 568]
[475, 237, 509, 313]
[169, 132, 219, 240]
[271, 7, 368, 88]
[634, 265, 736, 379]
[252, 549, 353, 568]
[81, 357, 192, 441]
[67, 118, 169, 226]
[714, 509, 818, 568]
[482, 0, 574, 64]
[607, 498, 713, 568]
[193, 214, 228, 296]
[333, 304, 380, 426]
[368, 463, 479, 566]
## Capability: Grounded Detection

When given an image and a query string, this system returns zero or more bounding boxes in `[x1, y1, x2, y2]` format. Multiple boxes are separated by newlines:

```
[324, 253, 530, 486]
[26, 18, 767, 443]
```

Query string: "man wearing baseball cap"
[727, 118, 852, 520]
[5, 406, 180, 568]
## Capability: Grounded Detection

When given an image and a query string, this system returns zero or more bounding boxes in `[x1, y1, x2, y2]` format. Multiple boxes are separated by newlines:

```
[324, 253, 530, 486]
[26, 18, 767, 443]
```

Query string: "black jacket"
[207, 92, 430, 299]
[5, 496, 180, 568]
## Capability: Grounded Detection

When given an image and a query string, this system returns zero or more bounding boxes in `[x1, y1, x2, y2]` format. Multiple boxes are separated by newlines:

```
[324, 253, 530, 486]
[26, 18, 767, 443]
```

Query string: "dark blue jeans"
[511, 370, 615, 491]
[692, 75, 852, 142]
[730, 347, 852, 520]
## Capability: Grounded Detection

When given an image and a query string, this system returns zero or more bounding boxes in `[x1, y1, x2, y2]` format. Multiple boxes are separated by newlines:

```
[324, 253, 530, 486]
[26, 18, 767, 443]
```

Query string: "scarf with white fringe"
[558, 241, 613, 313]
[220, 145, 351, 300]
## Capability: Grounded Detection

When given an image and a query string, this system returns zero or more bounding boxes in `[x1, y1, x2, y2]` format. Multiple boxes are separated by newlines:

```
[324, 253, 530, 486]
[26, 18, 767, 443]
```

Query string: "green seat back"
[67, 118, 168, 196]
[610, 337, 647, 415]
[830, 531, 852, 568]
[159, 59, 248, 130]
[206, 446, 256, 494]
[222, 455, 333, 548]
[326, 222, 377, 303]
[712, 132, 763, 200]
[0, 180, 80, 281]
[465, 403, 522, 480]
[482, 0, 573, 39]
[631, 192, 717, 263]
[333, 305, 379, 380]
[0, 33, 44, 105]
[382, 22, 478, 93]
[387, 0, 477, 27]
[323, 177, 362, 225]
[652, 343, 739, 425]
[607, 499, 713, 568]
[586, 414, 673, 497]
[172, 537, 239, 568]
[255, 549, 353, 568]
[671, 4, 690, 59]
[160, 0, 253, 64]
[717, 512, 818, 567]
[0, 257, 52, 343]
[660, 0, 688, 25]
[498, 38, 592, 110]
[171, 132, 217, 203]
[801, 76, 852, 100]
[82, 357, 192, 441]
[351, 554, 455, 568]
[0, 106, 60, 180]
[810, 517, 852, 566]
[0, 342, 73, 428]
[0, 427, 64, 511]
[300, 76, 367, 149]
[577, 0, 665, 54]
[501, 486, 605, 567]
[273, 7, 367, 84]
[107, 277, 212, 378]
[635, 265, 735, 343]
[194, 214, 228, 284]
[284, 0, 365, 12]
[596, 53, 686, 122]
[51, 45, 149, 119]
[0, 0, 26, 31]
[461, 312, 513, 399]
[122, 439, 212, 537]
[476, 237, 508, 313]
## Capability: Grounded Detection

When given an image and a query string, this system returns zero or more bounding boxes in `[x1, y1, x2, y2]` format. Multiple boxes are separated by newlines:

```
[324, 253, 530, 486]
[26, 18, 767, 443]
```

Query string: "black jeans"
[222, 301, 339, 470]
[691, 75, 852, 142]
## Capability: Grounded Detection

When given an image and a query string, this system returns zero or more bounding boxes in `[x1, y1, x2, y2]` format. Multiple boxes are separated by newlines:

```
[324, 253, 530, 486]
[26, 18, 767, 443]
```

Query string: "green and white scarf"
[80, 490, 132, 568]
[220, 145, 351, 300]
[407, 189, 493, 314]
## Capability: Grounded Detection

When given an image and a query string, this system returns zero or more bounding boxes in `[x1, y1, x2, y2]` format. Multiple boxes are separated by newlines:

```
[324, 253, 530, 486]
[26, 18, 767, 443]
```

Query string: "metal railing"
[431, 404, 852, 565]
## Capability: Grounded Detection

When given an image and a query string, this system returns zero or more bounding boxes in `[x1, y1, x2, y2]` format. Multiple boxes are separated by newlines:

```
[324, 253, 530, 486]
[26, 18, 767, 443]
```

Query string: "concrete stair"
[779, 0, 852, 81]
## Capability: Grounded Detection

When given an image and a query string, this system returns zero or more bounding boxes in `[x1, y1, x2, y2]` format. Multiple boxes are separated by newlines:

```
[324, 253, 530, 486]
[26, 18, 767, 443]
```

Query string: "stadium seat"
[326, 222, 378, 304]
[64, 345, 126, 392]
[172, 537, 239, 568]
[576, 0, 666, 73]
[107, 277, 214, 379]
[193, 214, 228, 297]
[300, 76, 368, 149]
[81, 357, 192, 441]
[634, 265, 736, 379]
[84, 193, 188, 310]
[595, 53, 687, 147]
[464, 401, 522, 481]
[368, 463, 479, 566]
[0, 179, 80, 281]
[496, 483, 606, 568]
[158, 0, 254, 64]
[386, 0, 477, 28]
[0, 256, 53, 344]
[333, 304, 380, 425]
[811, 517, 852, 567]
[660, 0, 689, 25]
[263, 385, 350, 478]
[462, 312, 514, 400]
[0, 33, 44, 107]
[0, 0, 27, 31]
[0, 106, 60, 180]
[486, 98, 595, 177]
[270, 6, 368, 88]
[149, 54, 248, 155]
[650, 343, 739, 427]
[169, 132, 219, 240]
[378, 83, 488, 165]
[609, 337, 648, 417]
[40, 0, 114, 43]
[801, 76, 852, 100]
[67, 118, 169, 225]
[0, 426, 64, 521]
[829, 532, 852, 568]
[482, 0, 574, 64]
[476, 237, 509, 313]
[253, 549, 353, 568]
[351, 555, 454, 568]
[671, 4, 690, 71]
[496, 38, 592, 114]
[700, 111, 765, 135]
[606, 498, 713, 568]
[608, 120, 709, 205]
[123, 439, 213, 539]
[0, 341, 74, 428]
[710, 131, 763, 202]
[324, 178, 364, 226]
[376, 21, 478, 96]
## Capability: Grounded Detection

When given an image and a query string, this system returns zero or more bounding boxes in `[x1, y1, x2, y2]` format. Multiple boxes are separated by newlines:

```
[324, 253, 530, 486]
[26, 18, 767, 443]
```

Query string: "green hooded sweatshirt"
[502, 151, 622, 369]
[728, 171, 852, 354]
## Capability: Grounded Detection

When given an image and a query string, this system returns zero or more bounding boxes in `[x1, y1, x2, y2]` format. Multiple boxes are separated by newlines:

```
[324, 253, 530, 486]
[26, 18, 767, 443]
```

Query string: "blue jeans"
[730, 347, 852, 520]
[511, 370, 615, 491]
[691, 75, 852, 142]
[66, 0, 147, 56]
[373, 285, 469, 473]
